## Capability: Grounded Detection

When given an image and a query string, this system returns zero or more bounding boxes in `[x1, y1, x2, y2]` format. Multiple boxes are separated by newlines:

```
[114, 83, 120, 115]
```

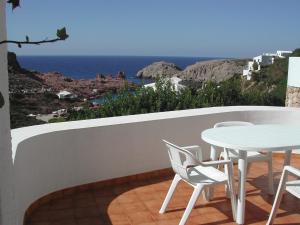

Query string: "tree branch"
[0, 27, 69, 47]
[0, 38, 64, 47]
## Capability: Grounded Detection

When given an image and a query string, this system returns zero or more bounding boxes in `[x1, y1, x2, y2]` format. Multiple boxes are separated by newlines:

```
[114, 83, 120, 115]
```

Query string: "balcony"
[12, 106, 300, 225]
[23, 154, 300, 225]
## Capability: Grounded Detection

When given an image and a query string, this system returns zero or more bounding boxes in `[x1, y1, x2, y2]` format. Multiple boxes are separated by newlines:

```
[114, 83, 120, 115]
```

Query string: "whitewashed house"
[243, 50, 292, 80]
[144, 76, 185, 92]
[253, 53, 277, 69]
[243, 61, 254, 80]
[277, 50, 292, 58]
[57, 90, 77, 100]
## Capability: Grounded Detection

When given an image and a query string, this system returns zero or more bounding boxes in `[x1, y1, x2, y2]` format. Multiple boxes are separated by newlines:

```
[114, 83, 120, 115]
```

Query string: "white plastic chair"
[267, 165, 300, 225]
[211, 121, 274, 195]
[159, 140, 236, 225]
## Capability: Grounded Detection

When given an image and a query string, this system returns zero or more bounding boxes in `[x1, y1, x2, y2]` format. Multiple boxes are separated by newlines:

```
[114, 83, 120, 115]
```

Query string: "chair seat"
[187, 165, 228, 185]
[286, 180, 300, 199]
[220, 150, 268, 162]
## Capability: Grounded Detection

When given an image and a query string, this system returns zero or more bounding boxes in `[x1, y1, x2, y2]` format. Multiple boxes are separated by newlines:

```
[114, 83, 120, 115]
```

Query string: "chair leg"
[159, 174, 181, 214]
[204, 186, 212, 201]
[267, 152, 274, 195]
[266, 169, 288, 225]
[179, 184, 204, 225]
[206, 152, 224, 201]
[283, 150, 292, 166]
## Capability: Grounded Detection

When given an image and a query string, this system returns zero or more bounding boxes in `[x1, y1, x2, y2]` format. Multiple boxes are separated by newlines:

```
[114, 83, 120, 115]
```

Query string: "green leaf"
[0, 91, 4, 108]
[56, 27, 69, 40]
[7, 0, 20, 10]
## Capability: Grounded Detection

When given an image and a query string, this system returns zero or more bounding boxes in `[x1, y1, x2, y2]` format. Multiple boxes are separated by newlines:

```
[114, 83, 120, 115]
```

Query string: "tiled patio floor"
[26, 154, 300, 225]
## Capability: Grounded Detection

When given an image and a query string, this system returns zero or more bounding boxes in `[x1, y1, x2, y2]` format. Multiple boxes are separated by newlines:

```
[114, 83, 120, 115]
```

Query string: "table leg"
[237, 150, 247, 225]
[284, 150, 292, 166]
[223, 148, 230, 198]
[210, 145, 218, 161]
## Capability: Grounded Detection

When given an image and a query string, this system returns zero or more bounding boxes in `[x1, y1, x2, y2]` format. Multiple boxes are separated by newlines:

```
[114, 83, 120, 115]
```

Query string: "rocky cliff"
[8, 51, 23, 73]
[137, 59, 247, 82]
[177, 59, 246, 82]
[8, 52, 45, 94]
[136, 61, 182, 78]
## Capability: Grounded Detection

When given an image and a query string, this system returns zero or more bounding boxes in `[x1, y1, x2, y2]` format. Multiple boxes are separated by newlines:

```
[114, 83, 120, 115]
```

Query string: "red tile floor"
[26, 154, 300, 225]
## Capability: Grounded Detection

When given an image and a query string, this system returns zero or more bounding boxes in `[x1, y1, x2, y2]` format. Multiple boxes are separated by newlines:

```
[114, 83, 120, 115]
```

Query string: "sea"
[17, 55, 219, 85]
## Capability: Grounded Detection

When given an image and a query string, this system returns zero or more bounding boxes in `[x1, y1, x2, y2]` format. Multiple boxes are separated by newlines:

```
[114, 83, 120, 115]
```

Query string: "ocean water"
[17, 55, 218, 85]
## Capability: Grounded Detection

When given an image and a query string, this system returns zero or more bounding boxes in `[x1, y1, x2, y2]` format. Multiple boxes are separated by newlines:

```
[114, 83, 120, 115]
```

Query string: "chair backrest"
[211, 121, 254, 159]
[214, 121, 254, 128]
[162, 140, 200, 180]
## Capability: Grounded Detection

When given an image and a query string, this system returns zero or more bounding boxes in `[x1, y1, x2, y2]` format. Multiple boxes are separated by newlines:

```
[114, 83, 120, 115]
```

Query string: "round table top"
[201, 124, 300, 151]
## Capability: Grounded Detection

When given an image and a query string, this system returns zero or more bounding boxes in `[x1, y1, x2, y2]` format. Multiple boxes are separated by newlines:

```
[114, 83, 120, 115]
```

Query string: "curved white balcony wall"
[11, 106, 300, 224]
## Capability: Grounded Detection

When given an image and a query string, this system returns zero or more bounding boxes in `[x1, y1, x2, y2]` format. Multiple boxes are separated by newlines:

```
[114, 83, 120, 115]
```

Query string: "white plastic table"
[201, 124, 300, 225]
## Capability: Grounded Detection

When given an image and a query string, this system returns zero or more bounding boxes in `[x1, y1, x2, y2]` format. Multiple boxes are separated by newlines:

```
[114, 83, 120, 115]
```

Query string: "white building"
[56, 90, 77, 100]
[52, 108, 67, 116]
[243, 50, 292, 80]
[277, 50, 292, 58]
[253, 53, 277, 68]
[243, 61, 254, 80]
[144, 76, 185, 92]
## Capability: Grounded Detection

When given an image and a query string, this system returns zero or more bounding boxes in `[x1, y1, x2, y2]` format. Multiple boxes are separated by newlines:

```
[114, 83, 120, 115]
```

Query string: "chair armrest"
[201, 159, 232, 167]
[284, 166, 300, 178]
[182, 145, 203, 162]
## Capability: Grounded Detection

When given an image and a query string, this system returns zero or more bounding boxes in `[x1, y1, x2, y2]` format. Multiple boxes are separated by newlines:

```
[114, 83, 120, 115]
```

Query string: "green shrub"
[253, 61, 259, 70]
[65, 74, 286, 122]
[49, 117, 66, 123]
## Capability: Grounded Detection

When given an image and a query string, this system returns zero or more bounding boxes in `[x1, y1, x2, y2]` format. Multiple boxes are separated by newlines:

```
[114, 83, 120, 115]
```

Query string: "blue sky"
[6, 0, 300, 57]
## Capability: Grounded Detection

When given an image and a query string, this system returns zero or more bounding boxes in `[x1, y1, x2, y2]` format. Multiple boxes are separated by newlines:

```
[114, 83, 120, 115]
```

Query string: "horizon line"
[14, 54, 235, 59]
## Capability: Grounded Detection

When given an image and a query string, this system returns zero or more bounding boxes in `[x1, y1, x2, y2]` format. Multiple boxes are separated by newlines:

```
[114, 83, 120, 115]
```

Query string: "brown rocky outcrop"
[36, 72, 134, 98]
[136, 59, 247, 83]
[136, 61, 181, 78]
[177, 59, 246, 83]
[8, 51, 23, 73]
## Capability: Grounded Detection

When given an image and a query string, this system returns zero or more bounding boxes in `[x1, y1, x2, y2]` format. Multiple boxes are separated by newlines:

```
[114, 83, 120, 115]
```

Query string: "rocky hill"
[177, 59, 247, 82]
[136, 59, 247, 82]
[136, 61, 182, 78]
[8, 51, 24, 73]
[8, 52, 45, 93]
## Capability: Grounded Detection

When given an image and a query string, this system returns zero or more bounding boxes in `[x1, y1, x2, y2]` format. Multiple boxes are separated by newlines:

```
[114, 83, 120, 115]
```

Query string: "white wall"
[277, 51, 292, 58]
[0, 2, 17, 225]
[287, 57, 300, 87]
[11, 106, 300, 224]
[253, 55, 274, 67]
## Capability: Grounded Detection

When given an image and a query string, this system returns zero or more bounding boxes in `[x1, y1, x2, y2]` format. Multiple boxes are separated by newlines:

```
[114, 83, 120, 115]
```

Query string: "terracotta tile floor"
[27, 155, 300, 225]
